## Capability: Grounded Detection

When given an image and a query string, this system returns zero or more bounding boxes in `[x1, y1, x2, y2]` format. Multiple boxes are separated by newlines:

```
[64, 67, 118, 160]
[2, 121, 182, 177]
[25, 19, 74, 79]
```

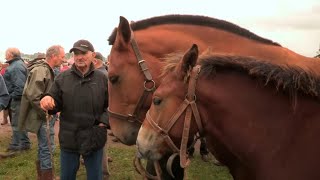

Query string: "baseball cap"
[95, 52, 105, 62]
[69, 39, 94, 53]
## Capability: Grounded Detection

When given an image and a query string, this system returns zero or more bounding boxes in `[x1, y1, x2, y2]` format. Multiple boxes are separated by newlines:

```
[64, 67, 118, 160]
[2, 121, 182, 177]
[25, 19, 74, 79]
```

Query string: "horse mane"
[108, 14, 281, 47]
[199, 55, 320, 98]
[160, 52, 320, 98]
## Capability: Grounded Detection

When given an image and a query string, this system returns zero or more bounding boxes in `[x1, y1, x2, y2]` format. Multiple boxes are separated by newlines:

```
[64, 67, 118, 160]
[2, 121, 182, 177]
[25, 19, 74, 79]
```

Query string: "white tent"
[0, 51, 5, 62]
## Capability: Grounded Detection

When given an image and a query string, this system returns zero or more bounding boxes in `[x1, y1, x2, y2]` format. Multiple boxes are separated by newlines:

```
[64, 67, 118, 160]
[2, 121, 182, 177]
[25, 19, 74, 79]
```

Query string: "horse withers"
[137, 44, 320, 180]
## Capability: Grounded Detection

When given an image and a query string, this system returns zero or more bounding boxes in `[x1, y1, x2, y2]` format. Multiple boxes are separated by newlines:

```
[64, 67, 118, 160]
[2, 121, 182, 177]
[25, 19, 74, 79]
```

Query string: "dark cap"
[69, 39, 94, 53]
[33, 53, 46, 61]
[95, 52, 105, 62]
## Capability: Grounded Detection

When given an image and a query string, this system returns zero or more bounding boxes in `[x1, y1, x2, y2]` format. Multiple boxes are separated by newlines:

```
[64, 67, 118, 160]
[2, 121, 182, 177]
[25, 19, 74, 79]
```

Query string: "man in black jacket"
[40, 40, 108, 180]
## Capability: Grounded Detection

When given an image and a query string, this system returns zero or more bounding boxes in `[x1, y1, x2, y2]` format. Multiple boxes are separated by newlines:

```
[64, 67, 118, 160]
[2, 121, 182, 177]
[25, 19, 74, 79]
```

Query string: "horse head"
[137, 44, 201, 168]
[108, 16, 159, 145]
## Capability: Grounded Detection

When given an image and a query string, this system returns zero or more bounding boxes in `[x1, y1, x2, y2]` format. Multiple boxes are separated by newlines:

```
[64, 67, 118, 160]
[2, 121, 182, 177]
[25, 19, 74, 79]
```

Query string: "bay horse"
[136, 44, 320, 180]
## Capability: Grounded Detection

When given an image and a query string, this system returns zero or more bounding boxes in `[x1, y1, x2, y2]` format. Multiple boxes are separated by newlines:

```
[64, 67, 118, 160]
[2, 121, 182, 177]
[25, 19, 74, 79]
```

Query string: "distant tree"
[315, 44, 320, 58]
[65, 53, 73, 59]
[21, 53, 35, 62]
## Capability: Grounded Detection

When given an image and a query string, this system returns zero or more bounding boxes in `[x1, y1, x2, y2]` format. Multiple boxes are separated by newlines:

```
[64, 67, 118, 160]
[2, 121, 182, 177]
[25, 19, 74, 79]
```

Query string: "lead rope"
[46, 111, 55, 180]
[153, 160, 162, 180]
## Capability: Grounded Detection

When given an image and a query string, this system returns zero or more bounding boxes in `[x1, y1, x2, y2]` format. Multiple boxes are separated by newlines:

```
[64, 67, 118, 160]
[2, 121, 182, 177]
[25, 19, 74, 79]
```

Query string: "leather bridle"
[145, 65, 205, 168]
[108, 30, 156, 124]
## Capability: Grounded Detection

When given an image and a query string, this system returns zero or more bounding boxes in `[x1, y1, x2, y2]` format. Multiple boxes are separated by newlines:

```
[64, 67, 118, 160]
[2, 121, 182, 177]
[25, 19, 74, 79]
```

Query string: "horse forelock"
[107, 14, 281, 47]
[159, 49, 214, 82]
[199, 55, 320, 99]
[159, 52, 185, 80]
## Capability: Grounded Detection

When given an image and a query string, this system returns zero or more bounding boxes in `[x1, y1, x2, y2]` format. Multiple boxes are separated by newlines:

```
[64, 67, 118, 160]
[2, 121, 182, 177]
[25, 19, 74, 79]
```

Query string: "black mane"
[108, 14, 281, 47]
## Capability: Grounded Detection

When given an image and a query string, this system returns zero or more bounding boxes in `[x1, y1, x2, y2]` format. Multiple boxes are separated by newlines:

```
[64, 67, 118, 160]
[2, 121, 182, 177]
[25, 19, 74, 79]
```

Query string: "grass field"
[0, 122, 232, 179]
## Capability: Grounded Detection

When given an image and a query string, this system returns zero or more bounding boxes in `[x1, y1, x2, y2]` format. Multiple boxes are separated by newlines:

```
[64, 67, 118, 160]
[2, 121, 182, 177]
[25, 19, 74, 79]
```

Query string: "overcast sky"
[0, 0, 319, 62]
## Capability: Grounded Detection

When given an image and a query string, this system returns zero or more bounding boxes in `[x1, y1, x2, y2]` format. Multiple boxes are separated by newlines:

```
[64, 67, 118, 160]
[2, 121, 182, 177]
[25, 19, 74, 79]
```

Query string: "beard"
[75, 61, 87, 68]
[74, 61, 91, 74]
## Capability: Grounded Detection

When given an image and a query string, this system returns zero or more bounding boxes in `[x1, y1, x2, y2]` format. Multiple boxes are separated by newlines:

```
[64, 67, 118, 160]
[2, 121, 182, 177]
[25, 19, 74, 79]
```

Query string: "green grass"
[0, 135, 232, 179]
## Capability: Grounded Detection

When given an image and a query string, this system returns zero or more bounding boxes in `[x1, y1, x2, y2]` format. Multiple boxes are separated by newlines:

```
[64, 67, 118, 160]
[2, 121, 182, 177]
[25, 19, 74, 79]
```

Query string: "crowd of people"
[0, 39, 211, 180]
[0, 40, 110, 180]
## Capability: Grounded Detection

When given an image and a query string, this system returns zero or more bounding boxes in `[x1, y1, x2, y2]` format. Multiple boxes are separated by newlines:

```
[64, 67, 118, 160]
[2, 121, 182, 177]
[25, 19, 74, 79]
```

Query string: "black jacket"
[47, 63, 108, 152]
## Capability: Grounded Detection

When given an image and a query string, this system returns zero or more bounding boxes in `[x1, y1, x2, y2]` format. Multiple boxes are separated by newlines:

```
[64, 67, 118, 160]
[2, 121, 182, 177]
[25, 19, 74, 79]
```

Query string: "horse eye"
[153, 97, 162, 105]
[109, 76, 119, 84]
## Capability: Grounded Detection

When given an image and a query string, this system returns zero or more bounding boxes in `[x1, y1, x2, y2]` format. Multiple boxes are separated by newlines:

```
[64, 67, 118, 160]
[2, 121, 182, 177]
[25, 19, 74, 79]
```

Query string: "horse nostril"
[136, 141, 144, 158]
[136, 142, 151, 159]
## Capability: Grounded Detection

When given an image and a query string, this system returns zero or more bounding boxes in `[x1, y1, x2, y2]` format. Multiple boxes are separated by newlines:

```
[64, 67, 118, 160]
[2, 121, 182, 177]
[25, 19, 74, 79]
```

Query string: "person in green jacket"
[18, 45, 65, 180]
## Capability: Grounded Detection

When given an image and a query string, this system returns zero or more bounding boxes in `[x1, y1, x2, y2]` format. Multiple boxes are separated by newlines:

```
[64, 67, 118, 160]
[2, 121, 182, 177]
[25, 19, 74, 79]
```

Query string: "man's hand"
[98, 123, 106, 127]
[40, 96, 55, 111]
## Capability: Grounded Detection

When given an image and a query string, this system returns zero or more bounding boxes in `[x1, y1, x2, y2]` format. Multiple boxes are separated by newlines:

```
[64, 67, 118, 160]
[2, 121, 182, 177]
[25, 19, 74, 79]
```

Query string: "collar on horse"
[146, 65, 205, 168]
[108, 29, 156, 124]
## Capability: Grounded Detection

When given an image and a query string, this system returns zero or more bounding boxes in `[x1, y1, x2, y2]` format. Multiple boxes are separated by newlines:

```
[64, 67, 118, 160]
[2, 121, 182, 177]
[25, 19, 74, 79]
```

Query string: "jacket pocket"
[77, 126, 107, 155]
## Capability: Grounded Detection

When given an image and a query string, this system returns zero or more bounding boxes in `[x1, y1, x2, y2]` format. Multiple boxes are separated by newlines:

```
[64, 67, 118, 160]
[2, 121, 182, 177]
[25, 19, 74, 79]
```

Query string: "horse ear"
[115, 16, 132, 48]
[177, 44, 199, 79]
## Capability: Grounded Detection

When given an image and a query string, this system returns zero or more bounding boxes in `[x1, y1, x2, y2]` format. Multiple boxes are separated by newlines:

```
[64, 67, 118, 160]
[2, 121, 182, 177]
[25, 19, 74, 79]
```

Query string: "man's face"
[73, 50, 95, 69]
[5, 51, 12, 61]
[92, 58, 103, 69]
[53, 48, 65, 67]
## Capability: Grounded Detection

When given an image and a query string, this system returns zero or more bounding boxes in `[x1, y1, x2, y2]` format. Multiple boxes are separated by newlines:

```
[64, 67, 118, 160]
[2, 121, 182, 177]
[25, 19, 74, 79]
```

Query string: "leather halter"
[145, 65, 204, 168]
[108, 30, 156, 124]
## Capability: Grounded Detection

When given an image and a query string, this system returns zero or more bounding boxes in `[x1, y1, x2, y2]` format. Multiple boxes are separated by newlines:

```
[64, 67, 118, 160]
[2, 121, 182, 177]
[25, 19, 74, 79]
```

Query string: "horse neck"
[134, 25, 318, 74]
[199, 70, 320, 179]
[196, 70, 318, 161]
[135, 25, 259, 53]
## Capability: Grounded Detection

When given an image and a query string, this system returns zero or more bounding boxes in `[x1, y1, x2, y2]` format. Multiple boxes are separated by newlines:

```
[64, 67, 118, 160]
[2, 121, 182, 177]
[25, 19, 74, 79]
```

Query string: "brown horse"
[107, 14, 318, 146]
[136, 44, 320, 180]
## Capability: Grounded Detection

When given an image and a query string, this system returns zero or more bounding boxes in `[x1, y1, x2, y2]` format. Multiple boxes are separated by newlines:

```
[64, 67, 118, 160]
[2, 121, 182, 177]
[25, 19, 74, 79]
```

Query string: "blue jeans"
[9, 99, 30, 149]
[60, 148, 103, 180]
[37, 118, 56, 169]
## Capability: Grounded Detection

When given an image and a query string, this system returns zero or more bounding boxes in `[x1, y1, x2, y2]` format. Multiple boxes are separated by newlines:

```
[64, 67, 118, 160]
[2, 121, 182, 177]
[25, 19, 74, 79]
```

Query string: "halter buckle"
[144, 80, 156, 92]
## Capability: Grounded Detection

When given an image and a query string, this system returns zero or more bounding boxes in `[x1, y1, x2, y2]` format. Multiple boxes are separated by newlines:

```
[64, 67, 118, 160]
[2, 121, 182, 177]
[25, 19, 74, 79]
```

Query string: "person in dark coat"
[93, 52, 107, 74]
[40, 40, 108, 180]
[0, 74, 10, 111]
[92, 51, 112, 177]
[3, 47, 30, 151]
